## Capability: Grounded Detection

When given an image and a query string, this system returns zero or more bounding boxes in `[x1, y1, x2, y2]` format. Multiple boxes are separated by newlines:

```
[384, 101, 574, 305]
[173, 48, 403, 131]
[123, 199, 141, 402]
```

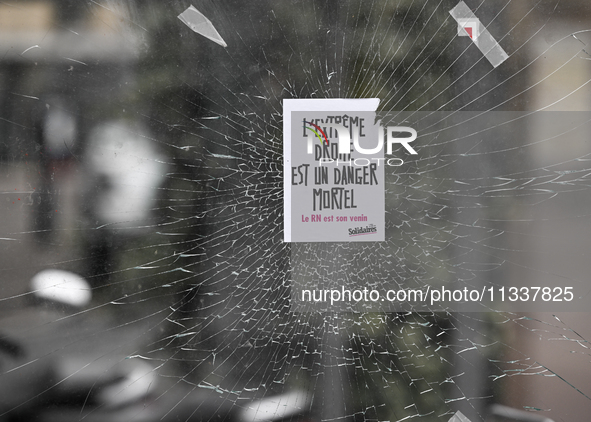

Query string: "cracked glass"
[0, 1, 590, 422]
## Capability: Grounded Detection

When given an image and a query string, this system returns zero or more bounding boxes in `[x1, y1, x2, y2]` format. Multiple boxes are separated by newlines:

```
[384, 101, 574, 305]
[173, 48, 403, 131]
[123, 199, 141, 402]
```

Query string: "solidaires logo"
[348, 224, 377, 237]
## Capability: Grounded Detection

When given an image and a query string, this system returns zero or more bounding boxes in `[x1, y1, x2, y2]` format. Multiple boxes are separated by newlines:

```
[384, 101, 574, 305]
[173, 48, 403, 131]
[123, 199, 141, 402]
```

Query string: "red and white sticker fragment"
[178, 5, 227, 48]
[449, 1, 508, 68]
[456, 18, 480, 42]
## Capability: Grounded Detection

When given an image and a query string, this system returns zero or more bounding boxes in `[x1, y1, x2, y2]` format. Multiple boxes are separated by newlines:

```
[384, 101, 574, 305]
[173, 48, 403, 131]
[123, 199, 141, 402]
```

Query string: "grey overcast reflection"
[0, 1, 590, 422]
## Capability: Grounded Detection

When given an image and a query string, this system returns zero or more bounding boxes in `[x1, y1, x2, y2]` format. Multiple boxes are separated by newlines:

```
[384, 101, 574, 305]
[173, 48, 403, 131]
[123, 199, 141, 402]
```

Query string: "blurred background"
[0, 1, 591, 421]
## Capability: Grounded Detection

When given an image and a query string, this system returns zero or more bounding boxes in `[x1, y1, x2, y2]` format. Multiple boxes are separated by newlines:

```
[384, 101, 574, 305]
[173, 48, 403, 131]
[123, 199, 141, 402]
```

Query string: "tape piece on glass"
[448, 411, 472, 422]
[178, 5, 227, 48]
[449, 1, 508, 68]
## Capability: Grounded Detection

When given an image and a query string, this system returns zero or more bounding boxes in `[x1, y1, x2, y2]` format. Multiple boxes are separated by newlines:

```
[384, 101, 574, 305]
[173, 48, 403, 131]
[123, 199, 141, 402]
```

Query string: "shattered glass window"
[0, 1, 590, 421]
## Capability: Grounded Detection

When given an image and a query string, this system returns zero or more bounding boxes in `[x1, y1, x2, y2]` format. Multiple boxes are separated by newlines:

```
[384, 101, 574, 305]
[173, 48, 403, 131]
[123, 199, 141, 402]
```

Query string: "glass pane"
[0, 1, 589, 421]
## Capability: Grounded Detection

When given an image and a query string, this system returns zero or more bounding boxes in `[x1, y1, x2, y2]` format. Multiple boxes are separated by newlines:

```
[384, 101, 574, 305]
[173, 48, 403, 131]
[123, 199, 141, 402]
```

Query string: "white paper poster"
[284, 99, 385, 242]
